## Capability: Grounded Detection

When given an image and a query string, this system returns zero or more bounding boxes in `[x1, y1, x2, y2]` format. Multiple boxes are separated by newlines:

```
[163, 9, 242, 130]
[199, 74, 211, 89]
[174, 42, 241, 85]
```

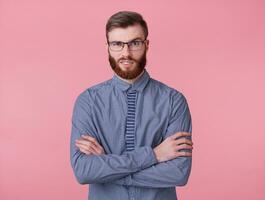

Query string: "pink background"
[1, 1, 265, 200]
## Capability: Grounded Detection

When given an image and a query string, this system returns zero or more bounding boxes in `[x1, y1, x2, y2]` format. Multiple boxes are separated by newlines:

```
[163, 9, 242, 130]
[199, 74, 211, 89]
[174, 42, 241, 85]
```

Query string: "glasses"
[108, 39, 146, 52]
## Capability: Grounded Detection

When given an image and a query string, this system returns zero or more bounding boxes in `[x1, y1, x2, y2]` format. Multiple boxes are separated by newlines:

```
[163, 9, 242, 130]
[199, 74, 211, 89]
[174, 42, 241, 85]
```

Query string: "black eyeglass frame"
[107, 38, 147, 52]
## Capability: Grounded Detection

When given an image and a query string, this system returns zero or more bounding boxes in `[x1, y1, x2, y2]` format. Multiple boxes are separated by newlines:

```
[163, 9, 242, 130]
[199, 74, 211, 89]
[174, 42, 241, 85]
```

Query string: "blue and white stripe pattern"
[125, 90, 137, 151]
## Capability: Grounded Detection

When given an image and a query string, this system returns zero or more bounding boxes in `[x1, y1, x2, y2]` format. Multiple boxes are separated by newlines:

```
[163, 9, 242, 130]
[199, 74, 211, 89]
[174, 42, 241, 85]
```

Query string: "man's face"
[107, 24, 149, 80]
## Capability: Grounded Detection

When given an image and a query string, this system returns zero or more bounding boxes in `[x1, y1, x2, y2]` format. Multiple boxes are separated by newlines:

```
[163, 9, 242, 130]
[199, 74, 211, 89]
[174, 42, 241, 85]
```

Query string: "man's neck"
[115, 70, 145, 84]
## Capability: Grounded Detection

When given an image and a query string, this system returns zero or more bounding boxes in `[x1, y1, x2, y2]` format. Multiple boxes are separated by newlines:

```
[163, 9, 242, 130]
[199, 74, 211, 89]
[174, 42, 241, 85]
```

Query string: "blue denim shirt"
[70, 69, 192, 200]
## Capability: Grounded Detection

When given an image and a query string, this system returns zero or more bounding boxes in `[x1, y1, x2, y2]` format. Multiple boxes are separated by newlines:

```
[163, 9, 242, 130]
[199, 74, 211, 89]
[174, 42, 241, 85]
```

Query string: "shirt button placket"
[129, 187, 136, 200]
[126, 88, 137, 200]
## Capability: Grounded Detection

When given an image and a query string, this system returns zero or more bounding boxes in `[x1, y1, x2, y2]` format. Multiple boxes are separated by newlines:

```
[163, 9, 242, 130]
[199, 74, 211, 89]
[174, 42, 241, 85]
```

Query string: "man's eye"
[111, 42, 123, 46]
[131, 41, 141, 46]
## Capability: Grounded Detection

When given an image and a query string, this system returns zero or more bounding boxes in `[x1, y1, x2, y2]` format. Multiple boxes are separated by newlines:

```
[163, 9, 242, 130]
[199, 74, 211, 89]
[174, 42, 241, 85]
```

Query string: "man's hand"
[75, 135, 105, 155]
[153, 132, 193, 163]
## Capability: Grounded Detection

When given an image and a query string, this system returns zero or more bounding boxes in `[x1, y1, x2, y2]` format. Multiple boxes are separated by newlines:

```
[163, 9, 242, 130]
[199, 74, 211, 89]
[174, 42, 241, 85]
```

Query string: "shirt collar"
[112, 69, 150, 92]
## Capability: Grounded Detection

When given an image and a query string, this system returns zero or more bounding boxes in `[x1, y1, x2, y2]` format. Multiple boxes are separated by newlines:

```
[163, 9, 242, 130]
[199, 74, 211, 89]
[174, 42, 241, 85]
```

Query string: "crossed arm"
[70, 90, 192, 188]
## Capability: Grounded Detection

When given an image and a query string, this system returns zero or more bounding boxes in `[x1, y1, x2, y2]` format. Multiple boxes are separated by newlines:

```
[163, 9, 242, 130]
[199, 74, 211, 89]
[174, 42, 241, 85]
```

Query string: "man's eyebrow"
[127, 37, 144, 42]
[110, 37, 144, 43]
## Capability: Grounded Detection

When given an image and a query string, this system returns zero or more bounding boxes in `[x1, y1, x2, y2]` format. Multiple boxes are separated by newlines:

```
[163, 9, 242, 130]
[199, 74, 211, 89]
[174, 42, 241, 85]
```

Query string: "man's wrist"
[153, 148, 162, 163]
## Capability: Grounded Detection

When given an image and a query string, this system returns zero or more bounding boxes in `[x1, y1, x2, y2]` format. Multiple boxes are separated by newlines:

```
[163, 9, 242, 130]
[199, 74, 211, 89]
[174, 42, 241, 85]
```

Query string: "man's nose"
[121, 44, 131, 57]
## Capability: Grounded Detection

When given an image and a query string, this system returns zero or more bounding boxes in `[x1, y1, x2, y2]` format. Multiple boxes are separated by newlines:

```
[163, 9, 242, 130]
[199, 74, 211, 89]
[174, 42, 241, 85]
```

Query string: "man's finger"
[80, 135, 105, 154]
[76, 139, 103, 155]
[79, 147, 92, 155]
[81, 135, 100, 145]
[76, 138, 98, 150]
[171, 132, 191, 140]
[76, 143, 98, 155]
[175, 138, 193, 145]
[75, 140, 97, 152]
[176, 144, 193, 151]
[175, 151, 192, 157]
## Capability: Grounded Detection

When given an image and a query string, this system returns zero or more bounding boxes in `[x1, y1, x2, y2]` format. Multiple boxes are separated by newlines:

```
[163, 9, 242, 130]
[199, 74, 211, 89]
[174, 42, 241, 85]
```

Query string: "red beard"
[108, 50, 147, 80]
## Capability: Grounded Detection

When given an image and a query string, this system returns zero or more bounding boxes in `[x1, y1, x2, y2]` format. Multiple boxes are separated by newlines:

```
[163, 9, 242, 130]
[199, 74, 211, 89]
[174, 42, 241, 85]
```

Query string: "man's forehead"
[108, 24, 145, 42]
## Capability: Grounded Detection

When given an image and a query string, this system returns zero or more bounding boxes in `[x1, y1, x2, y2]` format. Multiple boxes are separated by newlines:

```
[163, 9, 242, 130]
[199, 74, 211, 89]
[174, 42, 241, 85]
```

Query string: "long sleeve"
[70, 91, 158, 185]
[112, 91, 192, 188]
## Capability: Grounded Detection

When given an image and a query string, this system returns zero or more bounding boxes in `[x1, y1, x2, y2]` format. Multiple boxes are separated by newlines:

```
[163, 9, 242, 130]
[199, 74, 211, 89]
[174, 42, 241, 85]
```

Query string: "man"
[70, 11, 193, 200]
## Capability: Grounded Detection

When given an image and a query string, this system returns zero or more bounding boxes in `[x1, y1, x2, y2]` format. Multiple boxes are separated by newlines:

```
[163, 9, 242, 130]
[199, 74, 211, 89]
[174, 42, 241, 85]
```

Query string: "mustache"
[118, 57, 136, 63]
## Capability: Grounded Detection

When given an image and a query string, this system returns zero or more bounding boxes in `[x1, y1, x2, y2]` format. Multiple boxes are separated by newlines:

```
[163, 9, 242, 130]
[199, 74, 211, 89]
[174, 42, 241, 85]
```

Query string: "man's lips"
[119, 59, 134, 64]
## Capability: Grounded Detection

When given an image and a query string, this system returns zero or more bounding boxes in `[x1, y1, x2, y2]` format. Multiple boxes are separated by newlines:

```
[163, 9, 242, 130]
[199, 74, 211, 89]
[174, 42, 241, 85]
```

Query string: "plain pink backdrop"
[1, 1, 265, 200]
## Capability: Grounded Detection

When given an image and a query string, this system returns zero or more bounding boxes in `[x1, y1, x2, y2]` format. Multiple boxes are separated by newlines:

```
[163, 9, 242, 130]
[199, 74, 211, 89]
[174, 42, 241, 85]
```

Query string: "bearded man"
[70, 10, 193, 200]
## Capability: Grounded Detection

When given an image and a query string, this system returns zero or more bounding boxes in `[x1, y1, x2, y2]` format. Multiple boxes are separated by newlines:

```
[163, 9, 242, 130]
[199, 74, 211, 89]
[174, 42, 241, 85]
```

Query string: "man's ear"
[145, 39, 150, 51]
[105, 42, 109, 51]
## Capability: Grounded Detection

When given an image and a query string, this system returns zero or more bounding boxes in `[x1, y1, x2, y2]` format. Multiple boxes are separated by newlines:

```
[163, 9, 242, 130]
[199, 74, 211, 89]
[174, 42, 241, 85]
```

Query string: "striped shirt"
[70, 69, 192, 200]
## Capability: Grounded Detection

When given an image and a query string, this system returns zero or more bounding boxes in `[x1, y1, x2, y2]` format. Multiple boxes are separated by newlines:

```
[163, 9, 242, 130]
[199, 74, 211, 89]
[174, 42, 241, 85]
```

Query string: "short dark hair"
[106, 11, 148, 41]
